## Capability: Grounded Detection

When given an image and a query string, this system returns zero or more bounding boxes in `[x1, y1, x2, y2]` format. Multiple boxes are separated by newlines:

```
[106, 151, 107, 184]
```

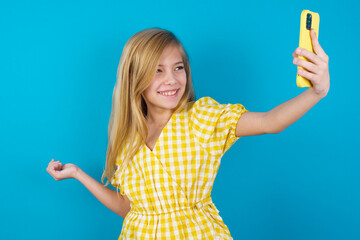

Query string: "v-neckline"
[145, 112, 177, 154]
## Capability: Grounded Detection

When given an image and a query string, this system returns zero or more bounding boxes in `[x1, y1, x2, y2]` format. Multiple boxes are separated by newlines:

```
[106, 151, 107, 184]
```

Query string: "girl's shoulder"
[187, 96, 247, 121]
[187, 96, 219, 110]
[187, 96, 225, 114]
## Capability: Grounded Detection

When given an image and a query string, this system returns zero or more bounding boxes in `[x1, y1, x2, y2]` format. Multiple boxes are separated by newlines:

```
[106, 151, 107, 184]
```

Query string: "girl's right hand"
[46, 159, 79, 181]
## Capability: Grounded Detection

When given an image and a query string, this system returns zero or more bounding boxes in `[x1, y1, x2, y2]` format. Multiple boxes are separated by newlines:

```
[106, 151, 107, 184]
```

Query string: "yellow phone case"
[297, 10, 320, 88]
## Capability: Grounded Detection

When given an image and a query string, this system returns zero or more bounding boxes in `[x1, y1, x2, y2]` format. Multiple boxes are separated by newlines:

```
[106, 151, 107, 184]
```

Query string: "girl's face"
[142, 43, 187, 117]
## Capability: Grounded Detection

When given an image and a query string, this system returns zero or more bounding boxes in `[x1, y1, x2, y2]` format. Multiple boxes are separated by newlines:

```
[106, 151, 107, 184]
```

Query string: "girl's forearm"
[75, 168, 131, 218]
[265, 88, 324, 133]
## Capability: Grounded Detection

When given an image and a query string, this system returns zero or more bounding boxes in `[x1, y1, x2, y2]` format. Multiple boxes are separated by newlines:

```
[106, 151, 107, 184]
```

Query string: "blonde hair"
[101, 28, 196, 188]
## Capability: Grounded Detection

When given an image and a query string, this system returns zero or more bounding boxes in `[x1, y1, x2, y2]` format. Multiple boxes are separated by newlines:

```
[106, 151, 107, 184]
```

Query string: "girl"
[47, 27, 330, 239]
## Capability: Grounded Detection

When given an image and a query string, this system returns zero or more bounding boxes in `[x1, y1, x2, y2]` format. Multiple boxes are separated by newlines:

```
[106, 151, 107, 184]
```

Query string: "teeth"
[159, 89, 177, 96]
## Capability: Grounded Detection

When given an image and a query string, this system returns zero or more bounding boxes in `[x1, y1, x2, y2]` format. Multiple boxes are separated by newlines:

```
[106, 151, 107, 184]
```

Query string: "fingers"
[310, 29, 327, 60]
[293, 57, 317, 73]
[297, 67, 319, 84]
[48, 159, 62, 169]
[293, 47, 322, 65]
[47, 159, 63, 180]
[291, 29, 330, 96]
[293, 51, 319, 83]
[292, 29, 329, 65]
[292, 38, 329, 80]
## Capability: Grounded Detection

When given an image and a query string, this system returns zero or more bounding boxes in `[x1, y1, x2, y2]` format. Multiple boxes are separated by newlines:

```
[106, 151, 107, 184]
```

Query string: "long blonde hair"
[101, 28, 196, 187]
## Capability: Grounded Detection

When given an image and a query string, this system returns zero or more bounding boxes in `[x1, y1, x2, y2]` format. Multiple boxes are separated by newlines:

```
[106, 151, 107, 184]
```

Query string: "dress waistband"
[130, 196, 213, 216]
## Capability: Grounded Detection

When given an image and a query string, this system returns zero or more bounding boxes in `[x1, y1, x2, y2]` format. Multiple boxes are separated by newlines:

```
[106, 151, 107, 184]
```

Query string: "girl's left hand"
[292, 29, 330, 98]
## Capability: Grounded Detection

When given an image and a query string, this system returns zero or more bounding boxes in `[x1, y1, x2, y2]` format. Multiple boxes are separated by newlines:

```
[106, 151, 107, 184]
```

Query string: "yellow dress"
[111, 96, 248, 239]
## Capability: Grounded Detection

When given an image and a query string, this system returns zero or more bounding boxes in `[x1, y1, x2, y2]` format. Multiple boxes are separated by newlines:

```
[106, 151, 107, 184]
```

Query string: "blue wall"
[1, 0, 359, 239]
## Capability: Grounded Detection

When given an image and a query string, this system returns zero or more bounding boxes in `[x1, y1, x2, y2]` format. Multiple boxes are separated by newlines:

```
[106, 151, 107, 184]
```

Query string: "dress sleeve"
[189, 96, 248, 157]
[110, 155, 126, 195]
[110, 168, 119, 188]
[110, 167, 126, 195]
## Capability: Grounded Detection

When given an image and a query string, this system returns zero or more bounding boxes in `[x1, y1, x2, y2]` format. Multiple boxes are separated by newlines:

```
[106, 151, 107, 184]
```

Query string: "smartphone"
[297, 10, 320, 88]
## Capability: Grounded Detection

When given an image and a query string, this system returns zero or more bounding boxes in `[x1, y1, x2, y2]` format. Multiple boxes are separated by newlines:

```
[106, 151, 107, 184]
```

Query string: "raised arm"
[75, 167, 131, 218]
[46, 159, 131, 218]
[236, 29, 330, 137]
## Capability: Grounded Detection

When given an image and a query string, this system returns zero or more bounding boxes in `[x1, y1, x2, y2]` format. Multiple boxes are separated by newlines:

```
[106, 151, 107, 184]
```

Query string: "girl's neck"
[146, 110, 173, 129]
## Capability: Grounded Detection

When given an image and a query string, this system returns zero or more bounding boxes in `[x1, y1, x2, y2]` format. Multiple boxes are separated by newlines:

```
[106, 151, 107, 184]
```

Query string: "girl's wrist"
[307, 87, 328, 100]
[73, 166, 82, 180]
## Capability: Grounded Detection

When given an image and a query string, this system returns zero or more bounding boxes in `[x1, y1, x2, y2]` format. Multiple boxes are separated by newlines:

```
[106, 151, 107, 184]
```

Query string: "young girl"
[47, 27, 330, 239]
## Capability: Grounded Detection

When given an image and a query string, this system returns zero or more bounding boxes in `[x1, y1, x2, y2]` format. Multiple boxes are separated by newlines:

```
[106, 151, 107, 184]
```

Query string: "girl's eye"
[156, 66, 184, 73]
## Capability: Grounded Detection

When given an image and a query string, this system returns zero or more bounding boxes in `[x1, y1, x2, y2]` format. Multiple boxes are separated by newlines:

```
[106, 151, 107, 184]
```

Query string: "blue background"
[1, 0, 359, 239]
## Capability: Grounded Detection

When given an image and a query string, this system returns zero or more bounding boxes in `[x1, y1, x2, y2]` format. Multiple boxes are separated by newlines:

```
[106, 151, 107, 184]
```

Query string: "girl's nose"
[164, 72, 177, 84]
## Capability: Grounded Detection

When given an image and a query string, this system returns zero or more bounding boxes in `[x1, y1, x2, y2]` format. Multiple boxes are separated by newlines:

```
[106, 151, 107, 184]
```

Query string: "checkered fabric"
[111, 96, 248, 239]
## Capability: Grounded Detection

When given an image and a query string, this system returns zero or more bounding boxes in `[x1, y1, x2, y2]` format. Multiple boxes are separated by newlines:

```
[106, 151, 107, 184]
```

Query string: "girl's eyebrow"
[158, 61, 184, 66]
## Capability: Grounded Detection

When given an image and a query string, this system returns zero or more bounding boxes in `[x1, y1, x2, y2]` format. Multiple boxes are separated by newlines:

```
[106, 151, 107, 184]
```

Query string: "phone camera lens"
[306, 13, 312, 30]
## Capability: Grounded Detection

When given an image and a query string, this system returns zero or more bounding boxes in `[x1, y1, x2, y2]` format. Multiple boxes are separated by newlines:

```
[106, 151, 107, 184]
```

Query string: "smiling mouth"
[157, 88, 179, 96]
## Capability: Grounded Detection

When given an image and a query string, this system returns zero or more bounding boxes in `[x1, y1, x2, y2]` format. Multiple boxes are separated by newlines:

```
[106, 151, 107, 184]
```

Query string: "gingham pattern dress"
[111, 96, 248, 239]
